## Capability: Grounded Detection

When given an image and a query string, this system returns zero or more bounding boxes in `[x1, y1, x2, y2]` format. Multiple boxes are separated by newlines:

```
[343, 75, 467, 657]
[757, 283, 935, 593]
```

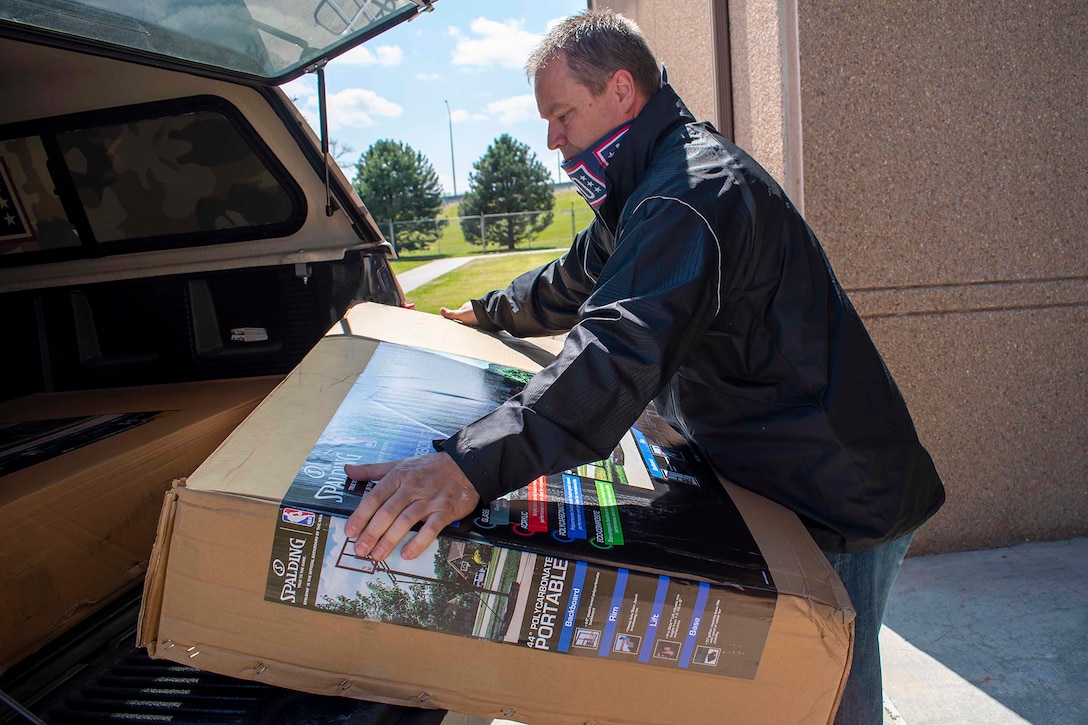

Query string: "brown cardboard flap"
[340, 302, 561, 367]
[724, 480, 854, 618]
[183, 338, 378, 499]
[138, 483, 182, 655]
[0, 377, 280, 673]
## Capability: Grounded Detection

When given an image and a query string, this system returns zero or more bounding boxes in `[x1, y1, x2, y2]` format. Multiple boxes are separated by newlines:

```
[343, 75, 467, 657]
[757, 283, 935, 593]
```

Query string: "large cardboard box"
[138, 303, 854, 725]
[0, 376, 281, 673]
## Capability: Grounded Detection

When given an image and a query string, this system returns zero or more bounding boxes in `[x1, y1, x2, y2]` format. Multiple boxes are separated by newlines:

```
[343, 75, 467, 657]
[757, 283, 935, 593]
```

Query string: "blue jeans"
[824, 533, 914, 725]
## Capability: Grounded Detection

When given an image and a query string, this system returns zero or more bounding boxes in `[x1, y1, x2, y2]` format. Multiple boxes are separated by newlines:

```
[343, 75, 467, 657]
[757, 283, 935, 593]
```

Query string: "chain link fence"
[383, 203, 595, 257]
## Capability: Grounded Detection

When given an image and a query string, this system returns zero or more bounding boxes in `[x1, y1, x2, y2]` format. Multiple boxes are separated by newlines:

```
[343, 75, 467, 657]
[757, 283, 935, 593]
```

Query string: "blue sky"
[283, 1, 589, 196]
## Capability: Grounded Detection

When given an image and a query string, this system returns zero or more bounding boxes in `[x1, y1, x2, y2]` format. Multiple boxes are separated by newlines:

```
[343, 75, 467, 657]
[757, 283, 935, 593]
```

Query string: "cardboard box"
[139, 303, 854, 725]
[0, 376, 281, 673]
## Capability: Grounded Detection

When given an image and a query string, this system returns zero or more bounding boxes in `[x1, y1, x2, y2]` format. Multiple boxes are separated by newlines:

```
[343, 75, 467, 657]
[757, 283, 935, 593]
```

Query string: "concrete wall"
[593, 0, 1088, 554]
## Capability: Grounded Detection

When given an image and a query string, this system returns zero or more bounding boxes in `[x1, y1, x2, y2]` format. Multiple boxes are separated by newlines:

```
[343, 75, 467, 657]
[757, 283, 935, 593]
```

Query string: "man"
[345, 10, 944, 724]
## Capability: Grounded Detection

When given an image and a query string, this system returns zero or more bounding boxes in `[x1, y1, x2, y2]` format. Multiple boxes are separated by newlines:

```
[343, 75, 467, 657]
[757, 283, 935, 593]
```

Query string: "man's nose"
[547, 122, 565, 151]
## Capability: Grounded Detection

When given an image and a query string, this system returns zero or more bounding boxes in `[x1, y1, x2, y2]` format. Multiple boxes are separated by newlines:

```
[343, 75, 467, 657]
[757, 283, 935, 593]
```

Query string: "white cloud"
[336, 44, 403, 66]
[486, 94, 538, 123]
[281, 77, 399, 132]
[416, 71, 440, 80]
[450, 17, 542, 70]
[326, 87, 403, 129]
[450, 108, 470, 123]
[282, 76, 317, 105]
[281, 77, 319, 129]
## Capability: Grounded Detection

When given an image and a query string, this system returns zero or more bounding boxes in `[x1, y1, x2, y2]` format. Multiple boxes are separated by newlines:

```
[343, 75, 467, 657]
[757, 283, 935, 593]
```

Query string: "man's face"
[535, 52, 630, 161]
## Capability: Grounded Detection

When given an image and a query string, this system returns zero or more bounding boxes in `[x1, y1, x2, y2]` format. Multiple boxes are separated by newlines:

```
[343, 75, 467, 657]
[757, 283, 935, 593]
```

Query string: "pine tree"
[459, 134, 554, 251]
[353, 139, 447, 252]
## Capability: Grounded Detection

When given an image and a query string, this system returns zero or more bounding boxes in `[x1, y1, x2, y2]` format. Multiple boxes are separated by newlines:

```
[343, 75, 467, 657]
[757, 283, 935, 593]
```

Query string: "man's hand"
[439, 301, 479, 326]
[343, 452, 480, 561]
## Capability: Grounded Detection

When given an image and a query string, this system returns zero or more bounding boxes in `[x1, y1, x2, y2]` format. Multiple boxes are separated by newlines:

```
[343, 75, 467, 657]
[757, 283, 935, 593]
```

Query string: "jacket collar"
[597, 84, 696, 232]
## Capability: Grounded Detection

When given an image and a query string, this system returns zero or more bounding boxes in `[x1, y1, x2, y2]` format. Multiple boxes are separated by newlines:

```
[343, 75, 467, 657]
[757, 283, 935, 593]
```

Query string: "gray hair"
[526, 10, 661, 100]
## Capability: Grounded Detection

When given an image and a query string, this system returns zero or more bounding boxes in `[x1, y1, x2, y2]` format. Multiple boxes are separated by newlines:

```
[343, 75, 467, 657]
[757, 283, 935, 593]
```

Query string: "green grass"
[405, 251, 563, 314]
[388, 259, 430, 275]
[393, 186, 593, 259]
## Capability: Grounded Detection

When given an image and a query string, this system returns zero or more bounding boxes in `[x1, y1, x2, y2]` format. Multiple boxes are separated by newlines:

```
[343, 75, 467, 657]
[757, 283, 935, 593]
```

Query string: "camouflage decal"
[56, 111, 294, 243]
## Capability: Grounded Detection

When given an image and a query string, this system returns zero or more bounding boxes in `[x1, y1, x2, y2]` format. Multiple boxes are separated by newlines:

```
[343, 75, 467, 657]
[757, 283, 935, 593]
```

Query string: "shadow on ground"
[880, 538, 1088, 725]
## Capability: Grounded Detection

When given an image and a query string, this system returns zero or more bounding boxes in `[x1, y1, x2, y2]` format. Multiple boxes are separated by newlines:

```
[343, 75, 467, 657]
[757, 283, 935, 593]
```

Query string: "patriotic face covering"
[561, 122, 631, 208]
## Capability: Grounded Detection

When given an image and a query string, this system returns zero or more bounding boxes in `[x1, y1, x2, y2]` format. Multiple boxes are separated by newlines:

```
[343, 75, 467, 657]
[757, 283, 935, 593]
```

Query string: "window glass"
[0, 0, 421, 81]
[0, 102, 300, 264]
[58, 111, 294, 243]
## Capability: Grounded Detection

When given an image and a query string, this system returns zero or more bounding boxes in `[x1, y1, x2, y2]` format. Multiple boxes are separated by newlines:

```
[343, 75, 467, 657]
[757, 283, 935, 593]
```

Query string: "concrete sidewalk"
[396, 257, 474, 294]
[396, 250, 567, 296]
[881, 537, 1087, 725]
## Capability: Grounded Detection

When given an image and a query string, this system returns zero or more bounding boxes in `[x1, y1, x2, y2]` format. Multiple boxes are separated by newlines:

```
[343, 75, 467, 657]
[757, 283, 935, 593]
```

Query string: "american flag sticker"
[0, 158, 35, 245]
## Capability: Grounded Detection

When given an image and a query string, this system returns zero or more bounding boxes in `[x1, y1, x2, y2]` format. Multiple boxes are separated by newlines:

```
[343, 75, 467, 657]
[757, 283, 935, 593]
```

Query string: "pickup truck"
[0, 2, 475, 722]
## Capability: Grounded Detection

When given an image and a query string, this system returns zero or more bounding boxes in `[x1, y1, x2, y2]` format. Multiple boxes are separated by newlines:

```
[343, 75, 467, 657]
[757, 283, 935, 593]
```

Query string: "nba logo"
[282, 508, 316, 527]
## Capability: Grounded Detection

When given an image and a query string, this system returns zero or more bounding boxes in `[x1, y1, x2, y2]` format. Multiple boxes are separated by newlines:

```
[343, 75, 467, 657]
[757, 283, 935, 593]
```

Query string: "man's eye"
[559, 112, 571, 124]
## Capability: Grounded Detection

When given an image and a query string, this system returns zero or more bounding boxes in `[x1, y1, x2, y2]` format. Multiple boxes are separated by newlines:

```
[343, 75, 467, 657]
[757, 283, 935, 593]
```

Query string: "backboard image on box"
[573, 628, 600, 649]
[268, 513, 520, 642]
[266, 340, 777, 678]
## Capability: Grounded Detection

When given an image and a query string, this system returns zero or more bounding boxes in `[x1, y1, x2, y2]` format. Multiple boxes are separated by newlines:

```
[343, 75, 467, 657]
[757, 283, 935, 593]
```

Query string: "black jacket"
[439, 86, 944, 553]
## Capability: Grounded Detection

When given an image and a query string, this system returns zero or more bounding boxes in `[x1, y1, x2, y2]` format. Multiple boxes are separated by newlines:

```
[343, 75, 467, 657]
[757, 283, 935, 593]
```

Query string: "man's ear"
[611, 69, 641, 114]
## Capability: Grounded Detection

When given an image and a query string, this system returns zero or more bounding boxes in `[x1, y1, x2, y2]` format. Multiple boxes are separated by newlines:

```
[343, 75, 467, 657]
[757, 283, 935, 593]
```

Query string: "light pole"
[444, 99, 457, 196]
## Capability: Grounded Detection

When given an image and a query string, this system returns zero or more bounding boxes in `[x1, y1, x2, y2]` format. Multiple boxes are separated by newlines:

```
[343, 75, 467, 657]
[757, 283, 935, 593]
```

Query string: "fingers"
[401, 512, 456, 560]
[343, 475, 393, 555]
[342, 461, 397, 553]
[343, 452, 481, 562]
[355, 494, 427, 562]
[399, 481, 480, 559]
[344, 461, 395, 482]
[439, 301, 479, 326]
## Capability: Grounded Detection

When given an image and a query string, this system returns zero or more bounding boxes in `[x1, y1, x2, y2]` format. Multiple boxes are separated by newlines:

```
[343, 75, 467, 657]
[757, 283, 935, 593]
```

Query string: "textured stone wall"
[593, 0, 1088, 554]
[794, 0, 1088, 554]
[600, 0, 717, 125]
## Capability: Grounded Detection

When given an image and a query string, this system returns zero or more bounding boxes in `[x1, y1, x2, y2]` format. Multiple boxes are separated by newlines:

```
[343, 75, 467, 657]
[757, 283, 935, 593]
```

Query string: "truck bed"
[0, 585, 449, 725]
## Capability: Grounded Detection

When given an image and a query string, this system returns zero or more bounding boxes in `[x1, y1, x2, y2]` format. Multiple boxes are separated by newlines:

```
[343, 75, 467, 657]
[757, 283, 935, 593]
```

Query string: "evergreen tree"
[459, 134, 554, 250]
[353, 139, 447, 252]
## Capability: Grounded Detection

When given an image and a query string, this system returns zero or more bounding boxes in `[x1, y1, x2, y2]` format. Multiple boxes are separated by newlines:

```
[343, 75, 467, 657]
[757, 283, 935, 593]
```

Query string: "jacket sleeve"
[470, 220, 613, 337]
[440, 196, 731, 503]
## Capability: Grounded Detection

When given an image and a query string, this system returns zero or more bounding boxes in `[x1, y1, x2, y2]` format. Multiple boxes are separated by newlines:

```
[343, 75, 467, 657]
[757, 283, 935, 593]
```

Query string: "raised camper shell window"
[0, 96, 304, 266]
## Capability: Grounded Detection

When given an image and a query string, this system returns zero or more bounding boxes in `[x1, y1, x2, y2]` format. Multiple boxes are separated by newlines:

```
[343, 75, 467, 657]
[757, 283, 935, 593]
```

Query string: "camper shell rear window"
[0, 96, 304, 266]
